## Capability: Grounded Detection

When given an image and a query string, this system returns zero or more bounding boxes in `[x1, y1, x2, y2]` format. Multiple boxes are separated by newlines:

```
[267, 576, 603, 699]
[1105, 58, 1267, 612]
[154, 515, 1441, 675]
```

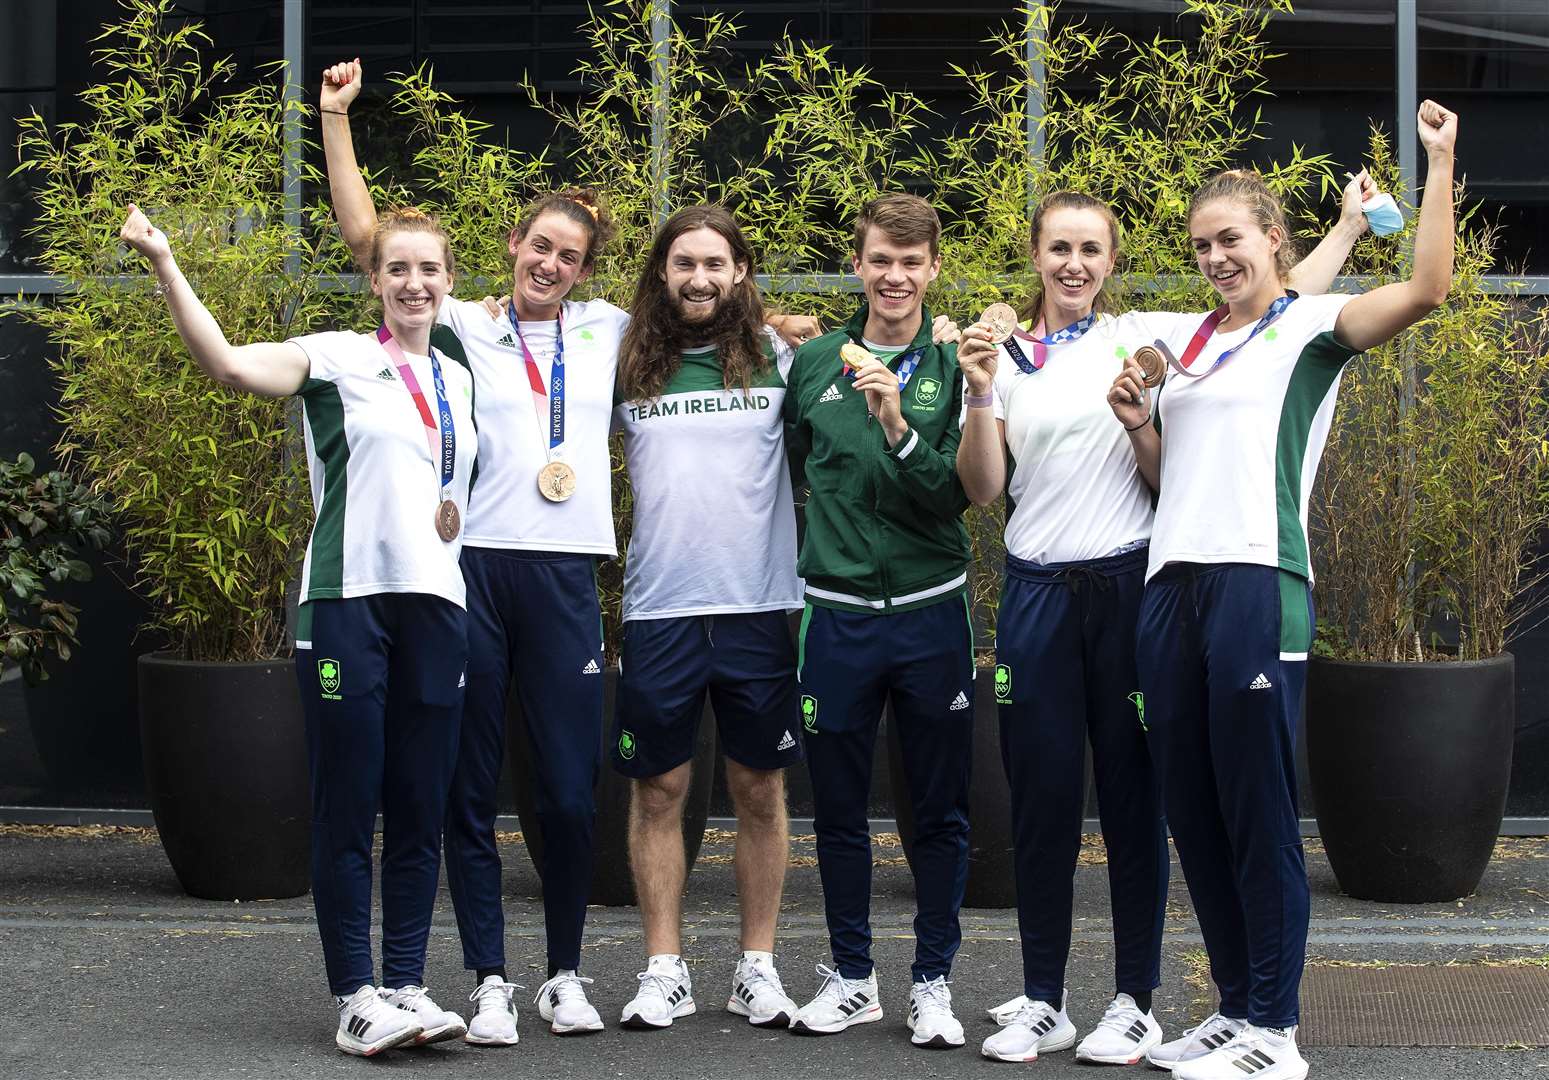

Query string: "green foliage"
[0, 452, 113, 684]
[8, 0, 326, 661]
[1313, 130, 1549, 662]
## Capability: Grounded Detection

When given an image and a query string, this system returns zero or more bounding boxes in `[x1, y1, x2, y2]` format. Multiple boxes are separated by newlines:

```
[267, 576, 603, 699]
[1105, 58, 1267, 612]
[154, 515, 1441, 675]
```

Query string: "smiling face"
[853, 226, 940, 340]
[1032, 206, 1117, 327]
[660, 225, 748, 324]
[1189, 197, 1284, 306]
[508, 210, 593, 319]
[370, 230, 452, 338]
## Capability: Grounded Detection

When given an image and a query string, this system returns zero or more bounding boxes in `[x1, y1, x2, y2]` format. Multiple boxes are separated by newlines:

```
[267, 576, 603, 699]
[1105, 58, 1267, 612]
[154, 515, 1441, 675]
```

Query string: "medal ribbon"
[843, 338, 926, 390]
[1171, 291, 1297, 379]
[508, 303, 565, 458]
[376, 325, 456, 499]
[1004, 312, 1098, 375]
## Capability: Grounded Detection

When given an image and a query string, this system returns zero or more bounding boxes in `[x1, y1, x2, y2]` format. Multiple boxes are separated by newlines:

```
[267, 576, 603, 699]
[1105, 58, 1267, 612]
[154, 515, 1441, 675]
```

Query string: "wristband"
[964, 390, 994, 409]
[1123, 415, 1152, 432]
[320, 108, 349, 115]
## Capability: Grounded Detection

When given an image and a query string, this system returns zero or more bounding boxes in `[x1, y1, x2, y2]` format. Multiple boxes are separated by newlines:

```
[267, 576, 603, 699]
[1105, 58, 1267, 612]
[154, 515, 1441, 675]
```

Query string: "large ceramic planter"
[138, 652, 310, 900]
[887, 684, 1017, 908]
[507, 668, 716, 906]
[1307, 653, 1514, 903]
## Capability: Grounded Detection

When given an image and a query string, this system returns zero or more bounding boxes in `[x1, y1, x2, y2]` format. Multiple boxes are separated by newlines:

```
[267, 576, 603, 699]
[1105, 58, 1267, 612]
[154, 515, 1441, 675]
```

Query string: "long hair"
[618, 205, 768, 403]
[509, 187, 615, 268]
[1017, 191, 1120, 325]
[1188, 169, 1300, 283]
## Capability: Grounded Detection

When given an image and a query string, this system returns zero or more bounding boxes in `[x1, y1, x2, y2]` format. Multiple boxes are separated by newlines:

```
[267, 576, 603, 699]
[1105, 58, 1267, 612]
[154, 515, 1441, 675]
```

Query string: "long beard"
[658, 286, 752, 350]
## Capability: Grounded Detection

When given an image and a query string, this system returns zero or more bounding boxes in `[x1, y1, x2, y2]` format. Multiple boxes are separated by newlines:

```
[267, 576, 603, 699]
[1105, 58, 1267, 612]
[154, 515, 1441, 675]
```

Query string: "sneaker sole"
[464, 1031, 519, 1047]
[547, 1016, 606, 1035]
[620, 1001, 696, 1030]
[910, 1031, 966, 1049]
[790, 1004, 884, 1035]
[726, 996, 794, 1028]
[336, 1024, 424, 1057]
[1077, 1035, 1162, 1066]
[413, 1021, 468, 1046]
[982, 1044, 1041, 1063]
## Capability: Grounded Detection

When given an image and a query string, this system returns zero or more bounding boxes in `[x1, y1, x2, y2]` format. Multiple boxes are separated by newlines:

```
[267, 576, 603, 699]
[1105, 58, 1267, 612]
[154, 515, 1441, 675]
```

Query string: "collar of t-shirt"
[510, 318, 559, 362]
[860, 337, 907, 362]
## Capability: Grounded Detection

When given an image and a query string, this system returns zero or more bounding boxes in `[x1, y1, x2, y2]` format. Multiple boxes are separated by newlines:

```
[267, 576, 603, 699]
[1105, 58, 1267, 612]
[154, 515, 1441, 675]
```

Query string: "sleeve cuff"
[885, 427, 920, 461]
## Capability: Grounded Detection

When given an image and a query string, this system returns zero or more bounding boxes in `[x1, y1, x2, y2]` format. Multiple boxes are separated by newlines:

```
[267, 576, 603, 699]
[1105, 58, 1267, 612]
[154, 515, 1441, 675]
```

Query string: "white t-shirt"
[613, 329, 802, 621]
[433, 295, 628, 555]
[291, 330, 477, 610]
[1144, 292, 1358, 582]
[970, 311, 1155, 565]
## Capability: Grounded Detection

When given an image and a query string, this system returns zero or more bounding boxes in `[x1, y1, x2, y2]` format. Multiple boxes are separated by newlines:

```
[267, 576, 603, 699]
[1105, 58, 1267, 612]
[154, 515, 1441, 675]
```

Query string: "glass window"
[1420, 0, 1549, 273]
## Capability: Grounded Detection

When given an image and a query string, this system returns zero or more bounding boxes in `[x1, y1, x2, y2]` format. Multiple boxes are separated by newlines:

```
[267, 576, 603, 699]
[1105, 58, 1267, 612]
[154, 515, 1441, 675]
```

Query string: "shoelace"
[1091, 998, 1145, 1039]
[535, 972, 595, 1007]
[635, 967, 685, 1004]
[468, 979, 522, 1013]
[383, 985, 429, 1009]
[810, 963, 856, 1006]
[738, 959, 787, 998]
[1181, 1013, 1240, 1056]
[912, 975, 953, 1018]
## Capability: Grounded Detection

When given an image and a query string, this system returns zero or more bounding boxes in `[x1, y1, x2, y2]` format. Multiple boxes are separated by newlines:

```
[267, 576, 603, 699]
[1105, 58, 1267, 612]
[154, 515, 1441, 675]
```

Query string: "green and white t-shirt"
[613, 329, 801, 621]
[974, 312, 1155, 565]
[1145, 292, 1358, 583]
[292, 330, 477, 612]
[433, 296, 628, 556]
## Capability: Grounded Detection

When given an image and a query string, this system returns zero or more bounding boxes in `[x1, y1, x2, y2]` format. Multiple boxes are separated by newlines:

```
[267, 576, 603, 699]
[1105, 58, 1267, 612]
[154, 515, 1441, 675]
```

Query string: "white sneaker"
[790, 964, 883, 1035]
[1146, 1012, 1247, 1071]
[979, 994, 1078, 1063]
[1075, 993, 1163, 1065]
[380, 985, 467, 1045]
[536, 970, 605, 1034]
[726, 955, 797, 1028]
[987, 994, 1029, 1026]
[1174, 1025, 1307, 1080]
[464, 975, 520, 1046]
[334, 984, 423, 1057]
[906, 976, 965, 1049]
[620, 957, 695, 1029]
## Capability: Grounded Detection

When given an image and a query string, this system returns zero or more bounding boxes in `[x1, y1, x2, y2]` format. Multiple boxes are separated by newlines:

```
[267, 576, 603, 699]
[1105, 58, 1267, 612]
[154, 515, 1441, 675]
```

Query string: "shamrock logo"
[800, 694, 818, 733]
[994, 664, 1012, 702]
[913, 376, 941, 407]
[318, 659, 341, 697]
[618, 729, 636, 760]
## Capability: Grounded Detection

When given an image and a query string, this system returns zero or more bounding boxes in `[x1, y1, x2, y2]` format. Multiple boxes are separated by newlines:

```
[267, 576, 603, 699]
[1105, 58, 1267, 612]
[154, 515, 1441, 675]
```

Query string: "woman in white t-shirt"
[1104, 103, 1459, 1080]
[955, 183, 1370, 1067]
[120, 204, 476, 1057]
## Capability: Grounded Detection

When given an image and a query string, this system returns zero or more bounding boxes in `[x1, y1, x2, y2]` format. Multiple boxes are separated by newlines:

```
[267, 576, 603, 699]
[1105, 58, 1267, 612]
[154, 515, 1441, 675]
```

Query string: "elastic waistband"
[1147, 560, 1293, 587]
[462, 546, 597, 566]
[1006, 544, 1149, 583]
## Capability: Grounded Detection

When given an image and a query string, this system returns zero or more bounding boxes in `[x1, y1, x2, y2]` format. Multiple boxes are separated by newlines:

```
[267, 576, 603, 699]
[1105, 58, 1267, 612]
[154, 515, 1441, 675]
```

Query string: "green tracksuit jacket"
[783, 303, 971, 614]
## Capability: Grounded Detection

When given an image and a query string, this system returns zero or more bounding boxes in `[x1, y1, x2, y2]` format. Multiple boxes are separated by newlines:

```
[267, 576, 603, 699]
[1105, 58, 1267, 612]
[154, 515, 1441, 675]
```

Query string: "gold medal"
[435, 498, 461, 542]
[980, 303, 1019, 344]
[1132, 343, 1171, 388]
[538, 460, 577, 502]
[839, 342, 873, 369]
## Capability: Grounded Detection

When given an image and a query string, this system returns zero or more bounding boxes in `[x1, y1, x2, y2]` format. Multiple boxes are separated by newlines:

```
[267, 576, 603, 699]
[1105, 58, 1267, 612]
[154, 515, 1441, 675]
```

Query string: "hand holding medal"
[958, 305, 1009, 396]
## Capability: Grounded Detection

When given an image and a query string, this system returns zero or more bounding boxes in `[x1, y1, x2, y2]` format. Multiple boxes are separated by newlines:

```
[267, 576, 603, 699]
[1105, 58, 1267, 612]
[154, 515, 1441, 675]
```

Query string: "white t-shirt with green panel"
[614, 328, 801, 621]
[1145, 292, 1358, 583]
[291, 330, 477, 618]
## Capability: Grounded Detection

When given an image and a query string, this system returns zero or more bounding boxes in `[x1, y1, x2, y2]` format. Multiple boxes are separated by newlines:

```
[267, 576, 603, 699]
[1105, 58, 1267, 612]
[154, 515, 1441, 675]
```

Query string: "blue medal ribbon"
[1004, 312, 1098, 375]
[508, 303, 566, 453]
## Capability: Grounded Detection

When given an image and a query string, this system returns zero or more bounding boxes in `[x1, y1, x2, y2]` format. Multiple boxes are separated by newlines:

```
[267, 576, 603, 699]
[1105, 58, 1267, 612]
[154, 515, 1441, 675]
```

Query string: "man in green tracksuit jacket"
[784, 194, 974, 1051]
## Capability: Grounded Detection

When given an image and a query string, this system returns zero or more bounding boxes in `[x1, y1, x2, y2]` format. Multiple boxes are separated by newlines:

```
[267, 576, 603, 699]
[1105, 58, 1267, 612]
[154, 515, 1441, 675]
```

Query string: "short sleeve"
[288, 330, 357, 387]
[763, 325, 797, 381]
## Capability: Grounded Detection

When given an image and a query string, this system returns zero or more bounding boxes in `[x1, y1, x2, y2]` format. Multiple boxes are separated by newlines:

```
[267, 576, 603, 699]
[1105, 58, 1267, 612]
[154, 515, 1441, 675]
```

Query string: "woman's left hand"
[1339, 169, 1375, 236]
[774, 314, 823, 347]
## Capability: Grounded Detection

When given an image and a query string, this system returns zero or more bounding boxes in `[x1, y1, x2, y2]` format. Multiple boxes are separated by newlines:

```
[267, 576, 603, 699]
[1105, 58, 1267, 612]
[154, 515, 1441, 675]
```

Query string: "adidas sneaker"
[790, 964, 883, 1035]
[536, 970, 604, 1034]
[1174, 1024, 1306, 1080]
[726, 954, 797, 1028]
[906, 976, 964, 1049]
[620, 956, 695, 1029]
[1146, 1013, 1247, 1071]
[1074, 993, 1163, 1065]
[979, 993, 1077, 1063]
[987, 993, 1030, 1026]
[465, 975, 520, 1046]
[380, 985, 467, 1045]
[334, 984, 423, 1057]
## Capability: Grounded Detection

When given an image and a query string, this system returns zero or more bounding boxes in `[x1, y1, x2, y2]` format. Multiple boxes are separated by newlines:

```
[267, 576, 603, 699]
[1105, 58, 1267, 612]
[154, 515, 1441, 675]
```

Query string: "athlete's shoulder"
[567, 296, 631, 333]
[290, 329, 372, 387]
[790, 329, 846, 380]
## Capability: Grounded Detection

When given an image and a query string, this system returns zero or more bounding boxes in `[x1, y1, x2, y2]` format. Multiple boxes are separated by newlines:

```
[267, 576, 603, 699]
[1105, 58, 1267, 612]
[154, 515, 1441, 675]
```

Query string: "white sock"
[1259, 1025, 1293, 1044]
[647, 953, 683, 975]
[742, 950, 774, 966]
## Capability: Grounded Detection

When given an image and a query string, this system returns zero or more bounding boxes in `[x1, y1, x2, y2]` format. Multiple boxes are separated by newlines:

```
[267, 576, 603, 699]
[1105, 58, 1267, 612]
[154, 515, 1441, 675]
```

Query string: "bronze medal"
[980, 302, 1019, 344]
[1133, 343, 1171, 388]
[435, 498, 461, 542]
[538, 460, 577, 502]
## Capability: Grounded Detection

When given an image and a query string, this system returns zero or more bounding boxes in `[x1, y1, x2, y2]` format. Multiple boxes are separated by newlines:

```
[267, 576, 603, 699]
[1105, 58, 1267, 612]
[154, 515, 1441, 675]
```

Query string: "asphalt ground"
[2, 826, 1547, 1079]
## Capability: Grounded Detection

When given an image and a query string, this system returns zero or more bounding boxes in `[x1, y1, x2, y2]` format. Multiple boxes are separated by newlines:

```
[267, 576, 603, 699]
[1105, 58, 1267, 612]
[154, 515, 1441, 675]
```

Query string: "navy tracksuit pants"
[798, 596, 974, 984]
[295, 593, 467, 997]
[995, 548, 1168, 1004]
[1136, 563, 1314, 1029]
[445, 547, 605, 976]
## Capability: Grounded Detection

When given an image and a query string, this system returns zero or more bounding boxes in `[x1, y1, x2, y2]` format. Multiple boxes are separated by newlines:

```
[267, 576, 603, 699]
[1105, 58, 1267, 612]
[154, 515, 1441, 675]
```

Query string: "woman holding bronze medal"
[956, 181, 1371, 1066]
[120, 203, 477, 1056]
[1104, 103, 1459, 1080]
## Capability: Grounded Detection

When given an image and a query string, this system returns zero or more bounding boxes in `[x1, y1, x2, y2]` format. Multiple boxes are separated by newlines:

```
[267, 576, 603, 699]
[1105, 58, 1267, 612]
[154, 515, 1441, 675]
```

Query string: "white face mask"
[1361, 191, 1406, 237]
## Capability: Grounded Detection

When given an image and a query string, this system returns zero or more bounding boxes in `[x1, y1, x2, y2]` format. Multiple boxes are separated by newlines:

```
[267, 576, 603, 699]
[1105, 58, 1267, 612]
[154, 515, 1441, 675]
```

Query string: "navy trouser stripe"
[996, 547, 1167, 1002]
[1137, 563, 1312, 1028]
[446, 547, 604, 974]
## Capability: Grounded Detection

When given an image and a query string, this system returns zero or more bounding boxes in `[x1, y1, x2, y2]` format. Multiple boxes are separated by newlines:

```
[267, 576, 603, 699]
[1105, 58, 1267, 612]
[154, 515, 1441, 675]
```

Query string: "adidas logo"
[818, 383, 844, 403]
[1248, 672, 1273, 690]
[949, 690, 970, 711]
[1229, 1048, 1278, 1074]
[496, 332, 516, 347]
[581, 658, 601, 675]
[376, 367, 395, 380]
[776, 729, 796, 751]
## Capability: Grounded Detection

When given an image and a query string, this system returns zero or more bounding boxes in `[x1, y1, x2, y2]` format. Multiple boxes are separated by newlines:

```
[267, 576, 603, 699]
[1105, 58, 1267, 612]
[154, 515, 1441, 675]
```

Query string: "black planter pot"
[138, 653, 310, 900]
[1307, 653, 1514, 903]
[887, 684, 1017, 908]
[507, 668, 716, 906]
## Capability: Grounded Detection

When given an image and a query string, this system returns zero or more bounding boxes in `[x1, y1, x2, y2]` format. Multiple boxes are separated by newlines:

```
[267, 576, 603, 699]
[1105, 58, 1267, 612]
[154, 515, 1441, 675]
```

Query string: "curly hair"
[617, 205, 769, 403]
[509, 187, 616, 268]
[1188, 169, 1300, 282]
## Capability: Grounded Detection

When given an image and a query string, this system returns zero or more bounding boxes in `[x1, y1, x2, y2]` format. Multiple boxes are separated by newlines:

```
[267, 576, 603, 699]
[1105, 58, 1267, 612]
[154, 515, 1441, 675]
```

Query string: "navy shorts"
[612, 610, 804, 778]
